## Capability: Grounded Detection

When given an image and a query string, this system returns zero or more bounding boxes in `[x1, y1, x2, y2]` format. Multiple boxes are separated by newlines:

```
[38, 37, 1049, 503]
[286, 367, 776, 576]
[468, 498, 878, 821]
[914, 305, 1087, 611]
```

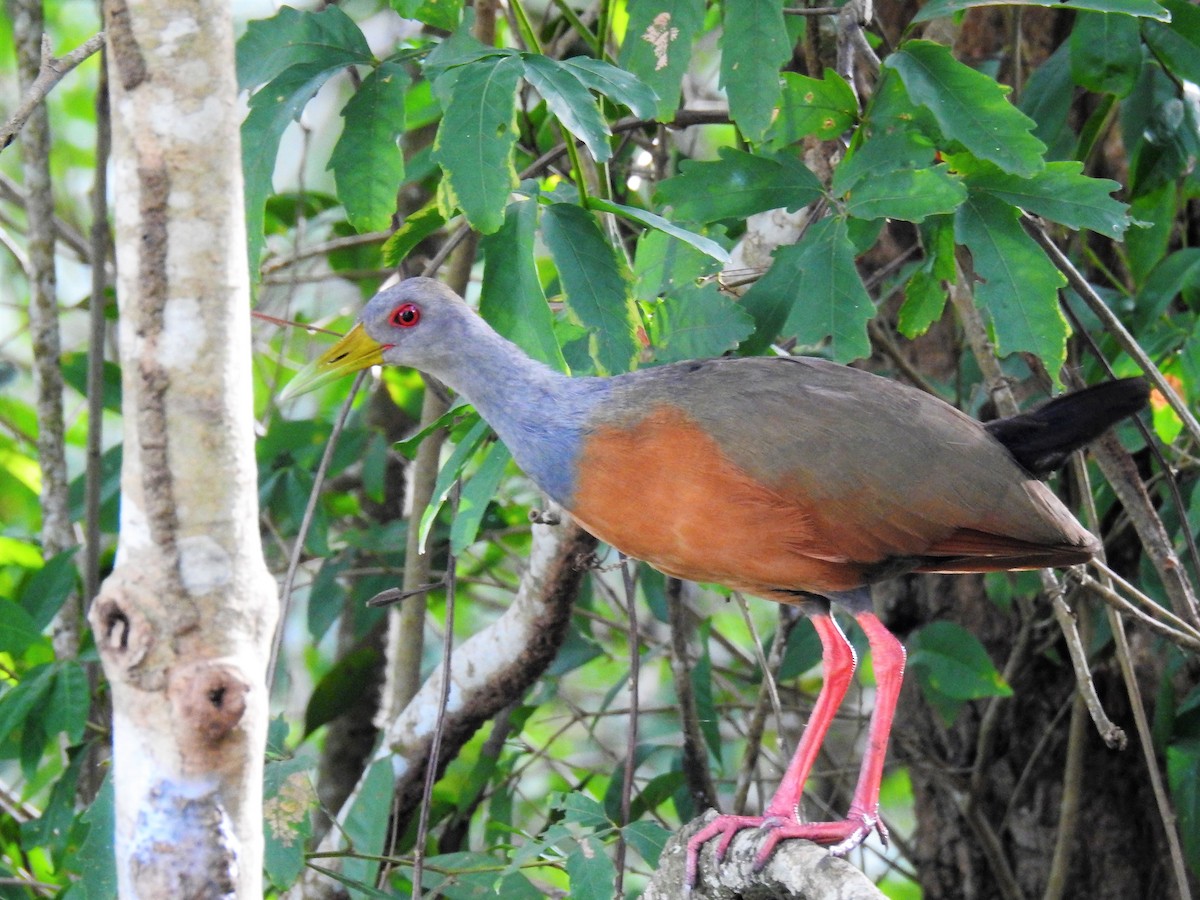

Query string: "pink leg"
[684, 611, 907, 888]
[685, 613, 858, 886]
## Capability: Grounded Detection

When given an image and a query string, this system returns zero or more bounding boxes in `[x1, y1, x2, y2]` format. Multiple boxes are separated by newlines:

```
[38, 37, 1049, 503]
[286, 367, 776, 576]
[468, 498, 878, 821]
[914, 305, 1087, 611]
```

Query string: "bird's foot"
[684, 806, 885, 890]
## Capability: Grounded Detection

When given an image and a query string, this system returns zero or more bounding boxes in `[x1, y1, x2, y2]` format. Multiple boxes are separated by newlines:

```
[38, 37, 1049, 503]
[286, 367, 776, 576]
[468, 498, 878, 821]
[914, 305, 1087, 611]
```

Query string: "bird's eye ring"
[390, 303, 420, 328]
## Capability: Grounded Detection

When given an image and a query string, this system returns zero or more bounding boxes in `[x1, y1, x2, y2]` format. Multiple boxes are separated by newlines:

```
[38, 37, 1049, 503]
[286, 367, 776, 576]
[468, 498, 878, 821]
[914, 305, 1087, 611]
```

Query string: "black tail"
[985, 378, 1150, 476]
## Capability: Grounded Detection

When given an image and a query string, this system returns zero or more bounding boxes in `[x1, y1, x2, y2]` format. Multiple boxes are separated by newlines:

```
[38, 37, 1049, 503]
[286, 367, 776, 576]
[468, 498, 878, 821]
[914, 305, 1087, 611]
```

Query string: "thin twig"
[411, 483, 461, 898]
[266, 371, 366, 693]
[613, 554, 641, 896]
[667, 578, 719, 812]
[0, 32, 106, 153]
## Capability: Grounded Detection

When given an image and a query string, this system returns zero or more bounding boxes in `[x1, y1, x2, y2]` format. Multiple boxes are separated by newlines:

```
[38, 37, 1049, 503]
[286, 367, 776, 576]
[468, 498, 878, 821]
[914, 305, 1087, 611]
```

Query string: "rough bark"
[89, 1, 278, 896]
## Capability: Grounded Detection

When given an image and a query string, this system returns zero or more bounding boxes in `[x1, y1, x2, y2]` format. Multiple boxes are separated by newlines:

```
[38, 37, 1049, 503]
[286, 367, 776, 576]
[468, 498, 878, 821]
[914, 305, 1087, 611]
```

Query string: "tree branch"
[0, 32, 106, 153]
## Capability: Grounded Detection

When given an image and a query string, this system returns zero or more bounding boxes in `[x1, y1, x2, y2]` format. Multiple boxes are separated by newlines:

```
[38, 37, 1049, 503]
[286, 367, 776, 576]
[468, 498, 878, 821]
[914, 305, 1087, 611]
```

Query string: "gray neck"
[430, 325, 608, 505]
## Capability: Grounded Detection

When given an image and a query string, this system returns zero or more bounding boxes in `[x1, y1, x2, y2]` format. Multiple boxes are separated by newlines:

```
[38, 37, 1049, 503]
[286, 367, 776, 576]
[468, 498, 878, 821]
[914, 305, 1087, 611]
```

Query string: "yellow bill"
[280, 324, 389, 400]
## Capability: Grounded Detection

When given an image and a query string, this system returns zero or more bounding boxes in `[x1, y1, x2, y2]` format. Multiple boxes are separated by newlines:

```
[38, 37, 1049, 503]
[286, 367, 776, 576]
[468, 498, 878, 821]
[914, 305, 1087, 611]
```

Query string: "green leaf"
[72, 775, 117, 900]
[721, 0, 789, 142]
[1143, 0, 1200, 86]
[418, 417, 491, 552]
[541, 203, 639, 374]
[263, 757, 316, 889]
[522, 55, 612, 162]
[618, 0, 705, 120]
[236, 6, 372, 91]
[623, 820, 672, 866]
[304, 647, 382, 737]
[481, 199, 569, 371]
[769, 69, 859, 147]
[741, 217, 874, 361]
[898, 266, 949, 338]
[1168, 739, 1200, 881]
[45, 662, 89, 743]
[342, 759, 395, 891]
[433, 54, 523, 234]
[645, 282, 754, 363]
[778, 620, 822, 680]
[0, 664, 55, 740]
[1070, 12, 1141, 97]
[843, 166, 966, 222]
[586, 196, 729, 263]
[383, 202, 446, 266]
[967, 160, 1129, 238]
[954, 192, 1069, 375]
[910, 621, 1011, 701]
[656, 147, 822, 224]
[419, 852, 544, 899]
[913, 0, 1169, 22]
[693, 621, 721, 760]
[559, 791, 612, 831]
[329, 62, 408, 232]
[1019, 44, 1076, 160]
[60, 353, 121, 412]
[885, 40, 1046, 177]
[17, 548, 77, 631]
[242, 62, 347, 274]
[566, 836, 618, 900]
[633, 228, 721, 302]
[423, 19, 511, 82]
[451, 441, 511, 553]
[832, 129, 938, 195]
[559, 57, 658, 119]
[392, 0, 464, 30]
[0, 598, 41, 654]
[1137, 249, 1200, 321]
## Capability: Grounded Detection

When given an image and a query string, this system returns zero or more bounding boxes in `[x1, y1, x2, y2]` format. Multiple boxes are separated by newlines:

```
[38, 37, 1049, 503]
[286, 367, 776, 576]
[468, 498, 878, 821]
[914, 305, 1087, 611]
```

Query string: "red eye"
[390, 303, 420, 328]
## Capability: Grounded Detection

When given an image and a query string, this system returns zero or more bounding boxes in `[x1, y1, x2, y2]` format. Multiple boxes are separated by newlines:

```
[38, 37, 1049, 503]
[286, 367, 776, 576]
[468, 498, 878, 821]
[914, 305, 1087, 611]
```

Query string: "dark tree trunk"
[881, 573, 1180, 899]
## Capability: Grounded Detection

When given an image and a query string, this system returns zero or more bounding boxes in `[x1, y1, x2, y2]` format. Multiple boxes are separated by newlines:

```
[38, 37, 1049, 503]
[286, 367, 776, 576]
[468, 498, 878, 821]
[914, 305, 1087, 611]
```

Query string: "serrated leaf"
[1070, 12, 1141, 98]
[618, 0, 705, 120]
[541, 203, 639, 374]
[910, 621, 1012, 701]
[559, 792, 612, 830]
[742, 216, 874, 361]
[886, 40, 1046, 177]
[721, 0, 789, 142]
[913, 0, 1169, 22]
[433, 54, 523, 234]
[832, 128, 938, 195]
[559, 57, 658, 119]
[566, 836, 617, 900]
[522, 55, 612, 162]
[656, 147, 822, 224]
[236, 5, 372, 91]
[843, 166, 966, 222]
[646, 282, 754, 362]
[329, 62, 409, 232]
[968, 160, 1129, 237]
[1143, 0, 1200, 87]
[769, 69, 859, 147]
[481, 200, 568, 370]
[587, 196, 729, 262]
[954, 192, 1068, 375]
[45, 662, 89, 743]
[451, 441, 511, 553]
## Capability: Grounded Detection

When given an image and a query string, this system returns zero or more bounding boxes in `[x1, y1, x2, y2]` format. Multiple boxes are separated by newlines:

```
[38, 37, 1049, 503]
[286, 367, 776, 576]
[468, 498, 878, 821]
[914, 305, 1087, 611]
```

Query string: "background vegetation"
[1, 0, 1198, 896]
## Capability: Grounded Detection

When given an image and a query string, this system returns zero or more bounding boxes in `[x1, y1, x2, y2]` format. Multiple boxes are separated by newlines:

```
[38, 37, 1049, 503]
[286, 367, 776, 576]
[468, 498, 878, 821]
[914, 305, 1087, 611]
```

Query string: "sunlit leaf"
[618, 0, 705, 120]
[769, 69, 859, 147]
[522, 54, 612, 162]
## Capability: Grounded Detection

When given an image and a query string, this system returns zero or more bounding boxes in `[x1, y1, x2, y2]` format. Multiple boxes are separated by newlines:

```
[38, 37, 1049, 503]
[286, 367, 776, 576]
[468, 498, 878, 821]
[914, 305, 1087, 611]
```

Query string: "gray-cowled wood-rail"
[286, 277, 1149, 887]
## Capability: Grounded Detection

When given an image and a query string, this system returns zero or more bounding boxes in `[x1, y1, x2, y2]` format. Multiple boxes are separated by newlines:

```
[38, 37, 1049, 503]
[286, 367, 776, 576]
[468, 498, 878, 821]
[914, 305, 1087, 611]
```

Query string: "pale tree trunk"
[88, 1, 278, 897]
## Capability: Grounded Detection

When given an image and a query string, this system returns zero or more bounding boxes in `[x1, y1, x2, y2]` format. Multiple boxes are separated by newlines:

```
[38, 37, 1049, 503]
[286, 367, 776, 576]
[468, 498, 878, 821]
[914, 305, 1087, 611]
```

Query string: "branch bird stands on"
[285, 277, 1149, 888]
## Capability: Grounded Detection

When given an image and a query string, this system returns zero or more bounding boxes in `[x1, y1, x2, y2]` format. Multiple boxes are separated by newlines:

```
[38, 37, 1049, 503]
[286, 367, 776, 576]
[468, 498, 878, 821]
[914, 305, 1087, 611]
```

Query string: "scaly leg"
[685, 610, 906, 888]
[685, 612, 857, 887]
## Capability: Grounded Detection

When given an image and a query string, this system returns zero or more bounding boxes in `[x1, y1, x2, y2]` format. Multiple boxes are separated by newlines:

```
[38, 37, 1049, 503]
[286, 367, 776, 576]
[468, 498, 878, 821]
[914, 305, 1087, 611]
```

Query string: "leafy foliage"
[2, 0, 1199, 896]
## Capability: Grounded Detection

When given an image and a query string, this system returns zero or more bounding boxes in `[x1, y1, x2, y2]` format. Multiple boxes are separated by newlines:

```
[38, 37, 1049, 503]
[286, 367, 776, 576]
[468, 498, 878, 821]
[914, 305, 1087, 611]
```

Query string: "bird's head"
[283, 278, 472, 398]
